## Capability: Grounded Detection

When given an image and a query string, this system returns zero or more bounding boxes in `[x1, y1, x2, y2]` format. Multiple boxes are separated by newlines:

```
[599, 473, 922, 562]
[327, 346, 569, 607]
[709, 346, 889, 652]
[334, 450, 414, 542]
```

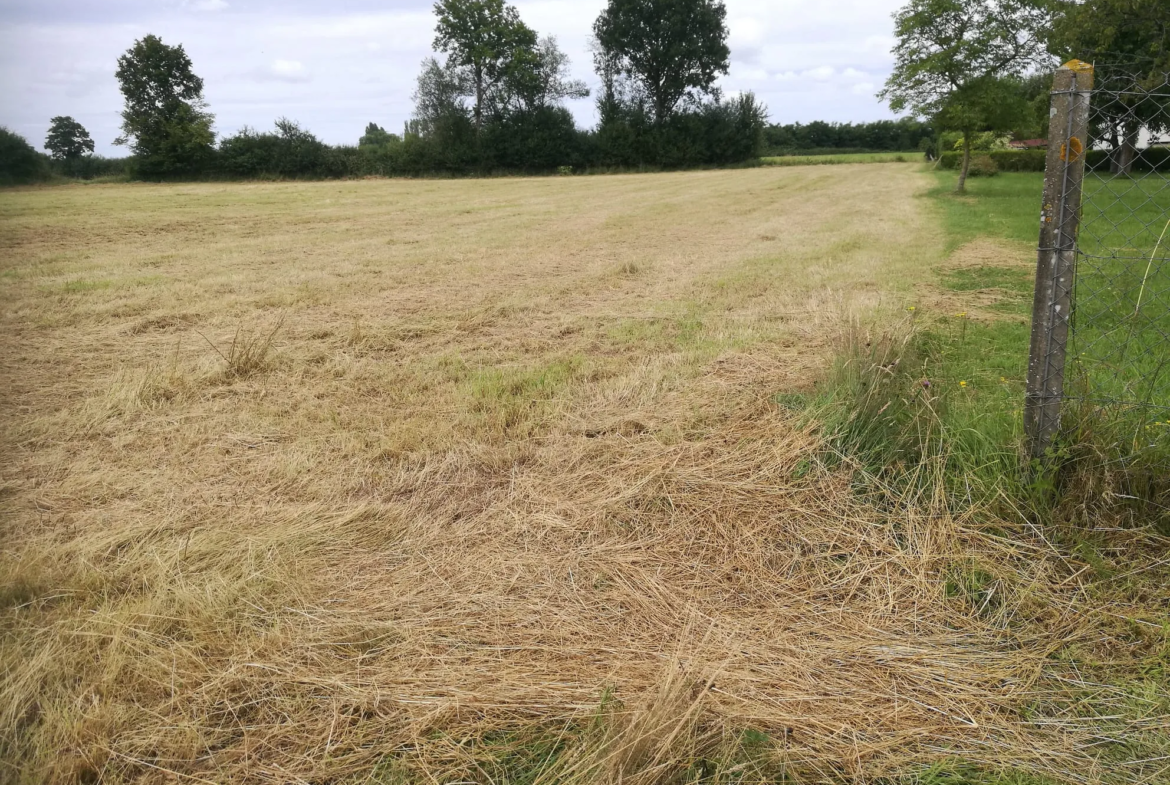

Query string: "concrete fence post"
[1024, 60, 1094, 461]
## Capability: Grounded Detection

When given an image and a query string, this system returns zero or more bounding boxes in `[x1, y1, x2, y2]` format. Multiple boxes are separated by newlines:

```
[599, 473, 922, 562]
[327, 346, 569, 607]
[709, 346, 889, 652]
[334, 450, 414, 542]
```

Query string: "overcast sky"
[0, 0, 906, 156]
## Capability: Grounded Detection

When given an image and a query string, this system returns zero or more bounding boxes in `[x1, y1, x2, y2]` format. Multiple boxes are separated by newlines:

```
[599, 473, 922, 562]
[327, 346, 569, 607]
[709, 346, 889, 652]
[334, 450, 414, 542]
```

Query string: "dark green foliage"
[1049, 0, 1170, 175]
[1013, 72, 1053, 140]
[967, 154, 999, 177]
[43, 116, 127, 180]
[589, 0, 758, 171]
[1049, 0, 1169, 71]
[44, 116, 95, 161]
[479, 105, 585, 170]
[218, 119, 347, 179]
[358, 123, 399, 148]
[938, 148, 1170, 173]
[51, 155, 133, 181]
[594, 92, 767, 168]
[0, 128, 49, 185]
[764, 118, 935, 154]
[115, 35, 215, 179]
[50, 0, 759, 184]
[593, 0, 729, 125]
[938, 149, 1043, 171]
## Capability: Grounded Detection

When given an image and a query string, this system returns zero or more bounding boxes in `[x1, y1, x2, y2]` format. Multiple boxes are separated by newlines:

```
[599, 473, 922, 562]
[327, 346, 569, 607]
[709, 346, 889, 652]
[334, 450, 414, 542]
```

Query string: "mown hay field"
[0, 167, 1152, 784]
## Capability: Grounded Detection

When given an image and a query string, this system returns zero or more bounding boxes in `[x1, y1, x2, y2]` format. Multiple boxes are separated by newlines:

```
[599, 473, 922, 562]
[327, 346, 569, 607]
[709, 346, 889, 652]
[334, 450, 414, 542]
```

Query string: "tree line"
[2, 0, 1167, 187]
[2, 0, 773, 184]
[763, 118, 937, 155]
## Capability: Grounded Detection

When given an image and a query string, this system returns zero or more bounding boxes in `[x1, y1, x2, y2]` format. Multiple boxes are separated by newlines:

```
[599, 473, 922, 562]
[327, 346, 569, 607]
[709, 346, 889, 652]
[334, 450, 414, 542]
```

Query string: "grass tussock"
[198, 316, 285, 381]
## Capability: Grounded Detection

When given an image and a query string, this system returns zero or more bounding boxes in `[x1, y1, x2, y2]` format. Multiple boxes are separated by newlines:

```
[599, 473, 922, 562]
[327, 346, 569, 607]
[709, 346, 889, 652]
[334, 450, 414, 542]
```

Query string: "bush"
[763, 118, 934, 154]
[594, 93, 767, 169]
[1085, 146, 1170, 173]
[767, 147, 915, 157]
[51, 155, 133, 181]
[217, 119, 347, 179]
[939, 147, 1170, 174]
[480, 106, 585, 171]
[939, 149, 1046, 172]
[968, 155, 999, 177]
[0, 128, 50, 185]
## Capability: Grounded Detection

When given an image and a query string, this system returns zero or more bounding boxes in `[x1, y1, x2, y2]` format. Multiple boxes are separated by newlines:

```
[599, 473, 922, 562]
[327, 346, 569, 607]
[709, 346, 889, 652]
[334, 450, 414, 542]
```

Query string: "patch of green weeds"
[468, 356, 584, 405]
[941, 266, 1032, 295]
[607, 309, 710, 353]
[60, 278, 112, 294]
[944, 561, 1003, 618]
[465, 356, 588, 433]
[892, 761, 1063, 785]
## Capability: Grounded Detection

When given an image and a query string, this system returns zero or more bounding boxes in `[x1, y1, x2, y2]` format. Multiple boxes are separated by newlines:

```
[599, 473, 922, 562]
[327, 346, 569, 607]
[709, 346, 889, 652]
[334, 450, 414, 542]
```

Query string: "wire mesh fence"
[1074, 69, 1170, 411]
[1026, 63, 1170, 460]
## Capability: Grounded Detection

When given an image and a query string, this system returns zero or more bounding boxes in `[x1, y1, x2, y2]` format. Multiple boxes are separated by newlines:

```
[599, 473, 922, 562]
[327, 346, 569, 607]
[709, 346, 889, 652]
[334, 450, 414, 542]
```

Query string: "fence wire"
[1068, 70, 1170, 418]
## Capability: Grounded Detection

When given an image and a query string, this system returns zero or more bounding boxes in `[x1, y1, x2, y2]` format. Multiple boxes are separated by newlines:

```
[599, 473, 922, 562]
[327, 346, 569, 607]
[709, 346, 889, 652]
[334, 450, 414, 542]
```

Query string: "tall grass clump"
[1052, 396, 1170, 533]
[797, 317, 1026, 511]
[198, 317, 284, 380]
[801, 315, 1170, 529]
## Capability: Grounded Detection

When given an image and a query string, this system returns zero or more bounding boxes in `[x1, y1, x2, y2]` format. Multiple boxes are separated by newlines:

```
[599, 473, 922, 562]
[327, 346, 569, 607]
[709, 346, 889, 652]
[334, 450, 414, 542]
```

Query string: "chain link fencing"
[1025, 64, 1170, 460]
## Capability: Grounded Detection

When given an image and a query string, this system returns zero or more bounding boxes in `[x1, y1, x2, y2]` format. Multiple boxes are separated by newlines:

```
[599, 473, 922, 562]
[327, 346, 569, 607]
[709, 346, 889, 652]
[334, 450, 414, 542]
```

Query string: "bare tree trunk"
[474, 65, 484, 134]
[1109, 125, 1122, 174]
[1118, 123, 1139, 175]
[957, 130, 972, 193]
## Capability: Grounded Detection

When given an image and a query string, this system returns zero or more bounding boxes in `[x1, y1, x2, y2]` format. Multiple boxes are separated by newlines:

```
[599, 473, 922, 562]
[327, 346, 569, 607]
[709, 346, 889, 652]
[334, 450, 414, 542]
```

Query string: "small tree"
[879, 0, 1048, 192]
[359, 123, 398, 148]
[433, 0, 537, 132]
[115, 35, 215, 178]
[45, 117, 95, 161]
[592, 0, 730, 125]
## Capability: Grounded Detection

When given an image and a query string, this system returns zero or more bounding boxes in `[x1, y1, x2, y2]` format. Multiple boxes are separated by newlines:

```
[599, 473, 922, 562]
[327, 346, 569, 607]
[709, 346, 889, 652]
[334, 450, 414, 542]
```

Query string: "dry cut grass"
[0, 167, 1147, 784]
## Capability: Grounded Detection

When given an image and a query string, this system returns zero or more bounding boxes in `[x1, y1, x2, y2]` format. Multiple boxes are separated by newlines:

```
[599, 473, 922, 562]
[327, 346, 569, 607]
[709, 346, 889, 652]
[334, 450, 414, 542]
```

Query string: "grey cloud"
[244, 59, 313, 84]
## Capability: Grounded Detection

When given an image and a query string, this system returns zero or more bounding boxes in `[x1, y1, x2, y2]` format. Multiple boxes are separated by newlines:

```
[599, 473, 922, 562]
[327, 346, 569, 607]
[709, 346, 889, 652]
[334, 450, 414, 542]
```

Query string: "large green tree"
[879, 0, 1049, 191]
[433, 0, 537, 132]
[114, 35, 215, 177]
[1049, 0, 1170, 173]
[592, 0, 730, 125]
[45, 116, 95, 161]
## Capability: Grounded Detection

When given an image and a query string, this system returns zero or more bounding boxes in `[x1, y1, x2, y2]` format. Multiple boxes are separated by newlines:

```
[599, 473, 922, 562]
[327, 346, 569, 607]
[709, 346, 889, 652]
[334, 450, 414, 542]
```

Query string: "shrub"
[218, 119, 346, 179]
[594, 93, 767, 169]
[939, 147, 1170, 174]
[939, 149, 1046, 172]
[479, 106, 585, 171]
[968, 155, 999, 177]
[51, 155, 134, 181]
[0, 128, 50, 186]
[1085, 146, 1170, 173]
